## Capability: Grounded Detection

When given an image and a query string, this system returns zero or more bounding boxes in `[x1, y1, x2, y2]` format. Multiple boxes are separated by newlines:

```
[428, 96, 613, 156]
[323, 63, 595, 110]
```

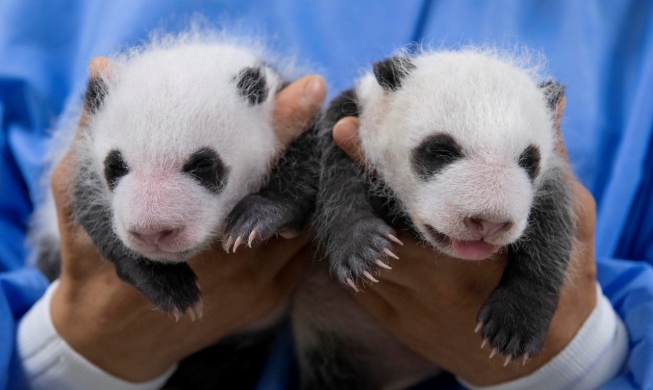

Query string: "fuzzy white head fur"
[356, 50, 558, 260]
[78, 36, 286, 262]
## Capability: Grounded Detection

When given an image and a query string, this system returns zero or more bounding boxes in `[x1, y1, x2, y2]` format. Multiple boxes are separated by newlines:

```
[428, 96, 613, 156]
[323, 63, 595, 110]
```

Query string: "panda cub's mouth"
[425, 224, 499, 261]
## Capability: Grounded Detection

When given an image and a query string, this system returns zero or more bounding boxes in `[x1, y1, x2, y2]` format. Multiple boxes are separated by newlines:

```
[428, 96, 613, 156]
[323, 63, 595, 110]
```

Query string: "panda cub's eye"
[411, 134, 464, 180]
[183, 147, 230, 194]
[103, 150, 129, 191]
[518, 144, 541, 181]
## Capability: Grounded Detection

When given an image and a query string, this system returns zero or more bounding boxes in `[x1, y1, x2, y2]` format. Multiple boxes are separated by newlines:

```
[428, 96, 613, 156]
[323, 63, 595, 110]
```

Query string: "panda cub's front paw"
[224, 194, 307, 252]
[476, 286, 552, 365]
[328, 216, 402, 290]
[136, 263, 203, 321]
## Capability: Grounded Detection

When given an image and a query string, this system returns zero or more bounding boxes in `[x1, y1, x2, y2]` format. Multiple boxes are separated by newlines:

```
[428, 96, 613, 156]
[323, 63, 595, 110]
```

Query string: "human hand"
[332, 112, 597, 386]
[50, 58, 326, 382]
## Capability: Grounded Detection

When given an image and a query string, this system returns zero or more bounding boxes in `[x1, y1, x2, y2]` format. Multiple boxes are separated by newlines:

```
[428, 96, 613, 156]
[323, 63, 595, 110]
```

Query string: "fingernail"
[303, 76, 325, 103]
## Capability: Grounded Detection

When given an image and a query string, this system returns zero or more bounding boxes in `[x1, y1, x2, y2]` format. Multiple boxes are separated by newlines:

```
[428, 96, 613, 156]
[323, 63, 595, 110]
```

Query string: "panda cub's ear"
[84, 56, 114, 115]
[373, 56, 415, 91]
[236, 66, 269, 105]
[84, 77, 109, 114]
[538, 81, 565, 111]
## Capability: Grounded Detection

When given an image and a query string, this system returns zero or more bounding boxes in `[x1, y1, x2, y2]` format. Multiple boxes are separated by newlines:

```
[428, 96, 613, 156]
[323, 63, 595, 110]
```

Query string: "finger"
[273, 75, 326, 147]
[333, 116, 366, 165]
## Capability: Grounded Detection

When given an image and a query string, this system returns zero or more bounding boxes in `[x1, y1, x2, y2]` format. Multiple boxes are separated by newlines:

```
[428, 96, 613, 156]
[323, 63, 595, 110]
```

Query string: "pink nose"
[464, 217, 512, 238]
[131, 228, 181, 248]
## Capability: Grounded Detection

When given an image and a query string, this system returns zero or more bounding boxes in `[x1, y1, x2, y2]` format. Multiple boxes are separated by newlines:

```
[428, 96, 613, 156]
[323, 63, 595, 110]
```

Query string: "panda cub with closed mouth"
[313, 48, 574, 375]
[31, 34, 317, 318]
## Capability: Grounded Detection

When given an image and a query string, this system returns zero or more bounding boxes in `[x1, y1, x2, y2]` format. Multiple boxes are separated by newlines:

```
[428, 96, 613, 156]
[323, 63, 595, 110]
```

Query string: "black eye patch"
[103, 150, 129, 191]
[411, 134, 464, 180]
[518, 144, 541, 181]
[182, 147, 229, 194]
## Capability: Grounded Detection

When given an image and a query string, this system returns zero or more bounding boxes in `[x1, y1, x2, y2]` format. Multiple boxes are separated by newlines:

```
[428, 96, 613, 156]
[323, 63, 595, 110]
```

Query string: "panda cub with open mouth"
[312, 48, 574, 381]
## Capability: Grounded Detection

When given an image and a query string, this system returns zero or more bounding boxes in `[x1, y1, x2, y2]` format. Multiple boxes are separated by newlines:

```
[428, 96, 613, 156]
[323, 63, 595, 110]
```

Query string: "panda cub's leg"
[477, 164, 574, 360]
[315, 89, 398, 287]
[74, 158, 201, 319]
[224, 124, 319, 249]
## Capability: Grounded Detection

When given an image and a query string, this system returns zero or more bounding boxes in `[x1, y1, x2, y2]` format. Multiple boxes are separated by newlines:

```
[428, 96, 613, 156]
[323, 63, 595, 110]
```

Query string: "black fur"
[538, 81, 565, 110]
[84, 77, 108, 114]
[35, 235, 62, 281]
[236, 67, 268, 105]
[314, 89, 397, 283]
[412, 134, 464, 180]
[518, 144, 541, 181]
[372, 56, 415, 91]
[103, 149, 129, 191]
[225, 123, 319, 243]
[182, 147, 230, 194]
[478, 165, 573, 357]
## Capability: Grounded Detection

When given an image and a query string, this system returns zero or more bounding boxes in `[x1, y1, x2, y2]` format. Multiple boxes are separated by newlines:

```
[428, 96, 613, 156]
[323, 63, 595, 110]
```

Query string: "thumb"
[333, 116, 365, 165]
[272, 75, 326, 146]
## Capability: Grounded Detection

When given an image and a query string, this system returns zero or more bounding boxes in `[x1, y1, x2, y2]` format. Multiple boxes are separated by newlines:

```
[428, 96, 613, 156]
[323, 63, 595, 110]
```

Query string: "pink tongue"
[451, 239, 499, 260]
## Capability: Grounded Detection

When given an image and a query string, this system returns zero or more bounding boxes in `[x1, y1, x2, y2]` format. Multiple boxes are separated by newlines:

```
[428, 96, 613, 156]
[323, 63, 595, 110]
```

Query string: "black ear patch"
[183, 147, 230, 194]
[412, 134, 464, 180]
[538, 81, 565, 110]
[85, 77, 108, 114]
[518, 144, 541, 181]
[373, 56, 415, 91]
[104, 150, 129, 191]
[236, 67, 268, 105]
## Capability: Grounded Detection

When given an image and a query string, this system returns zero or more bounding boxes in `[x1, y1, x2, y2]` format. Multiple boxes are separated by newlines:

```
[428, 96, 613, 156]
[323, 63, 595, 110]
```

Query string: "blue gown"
[1, 1, 651, 388]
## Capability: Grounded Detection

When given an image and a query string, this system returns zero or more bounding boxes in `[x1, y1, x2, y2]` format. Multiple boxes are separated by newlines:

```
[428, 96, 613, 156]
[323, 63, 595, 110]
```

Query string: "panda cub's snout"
[103, 144, 232, 263]
[410, 133, 540, 260]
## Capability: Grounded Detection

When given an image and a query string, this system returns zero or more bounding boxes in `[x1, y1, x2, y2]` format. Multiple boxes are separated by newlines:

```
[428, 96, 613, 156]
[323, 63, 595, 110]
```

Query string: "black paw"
[128, 261, 202, 320]
[225, 194, 308, 252]
[328, 216, 401, 290]
[477, 286, 554, 363]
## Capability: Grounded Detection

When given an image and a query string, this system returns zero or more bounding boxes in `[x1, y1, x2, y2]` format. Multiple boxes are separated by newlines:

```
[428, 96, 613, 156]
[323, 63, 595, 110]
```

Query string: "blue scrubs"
[0, 1, 651, 388]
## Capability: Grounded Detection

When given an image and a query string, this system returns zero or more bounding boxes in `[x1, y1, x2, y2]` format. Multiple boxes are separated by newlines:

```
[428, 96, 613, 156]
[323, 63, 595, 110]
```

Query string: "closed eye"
[411, 134, 464, 180]
[182, 147, 230, 193]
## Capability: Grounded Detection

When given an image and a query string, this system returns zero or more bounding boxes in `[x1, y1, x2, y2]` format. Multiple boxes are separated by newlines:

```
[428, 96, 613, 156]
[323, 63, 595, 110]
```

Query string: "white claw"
[481, 339, 488, 349]
[387, 234, 404, 246]
[189, 300, 204, 321]
[523, 353, 529, 366]
[363, 271, 379, 283]
[504, 355, 512, 367]
[346, 278, 360, 292]
[233, 236, 243, 253]
[489, 348, 498, 359]
[383, 248, 399, 260]
[248, 230, 257, 248]
[475, 322, 482, 333]
[172, 308, 181, 322]
[375, 259, 392, 270]
[224, 236, 234, 253]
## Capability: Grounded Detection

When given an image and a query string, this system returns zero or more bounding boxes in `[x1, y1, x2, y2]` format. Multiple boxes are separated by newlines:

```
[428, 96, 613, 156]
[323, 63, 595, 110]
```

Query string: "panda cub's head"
[355, 50, 564, 260]
[80, 39, 285, 263]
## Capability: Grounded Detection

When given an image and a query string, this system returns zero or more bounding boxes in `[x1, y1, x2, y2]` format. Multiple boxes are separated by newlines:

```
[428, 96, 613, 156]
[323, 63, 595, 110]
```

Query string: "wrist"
[51, 277, 179, 382]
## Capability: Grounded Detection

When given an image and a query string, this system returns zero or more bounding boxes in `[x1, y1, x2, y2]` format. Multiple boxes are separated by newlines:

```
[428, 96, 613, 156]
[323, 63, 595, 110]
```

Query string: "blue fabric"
[0, 1, 651, 388]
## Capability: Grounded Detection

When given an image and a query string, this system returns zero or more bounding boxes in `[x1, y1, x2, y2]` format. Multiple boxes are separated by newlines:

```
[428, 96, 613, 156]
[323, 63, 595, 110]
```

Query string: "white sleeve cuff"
[458, 283, 629, 390]
[17, 281, 177, 390]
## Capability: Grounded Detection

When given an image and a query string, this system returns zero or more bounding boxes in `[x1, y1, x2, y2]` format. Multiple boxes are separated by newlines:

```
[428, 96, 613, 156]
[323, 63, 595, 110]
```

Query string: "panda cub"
[310, 48, 574, 382]
[30, 34, 317, 318]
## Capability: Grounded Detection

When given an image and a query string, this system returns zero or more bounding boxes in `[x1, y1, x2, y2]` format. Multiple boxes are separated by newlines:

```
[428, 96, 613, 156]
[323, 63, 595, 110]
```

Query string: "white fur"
[36, 33, 291, 264]
[357, 49, 557, 258]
